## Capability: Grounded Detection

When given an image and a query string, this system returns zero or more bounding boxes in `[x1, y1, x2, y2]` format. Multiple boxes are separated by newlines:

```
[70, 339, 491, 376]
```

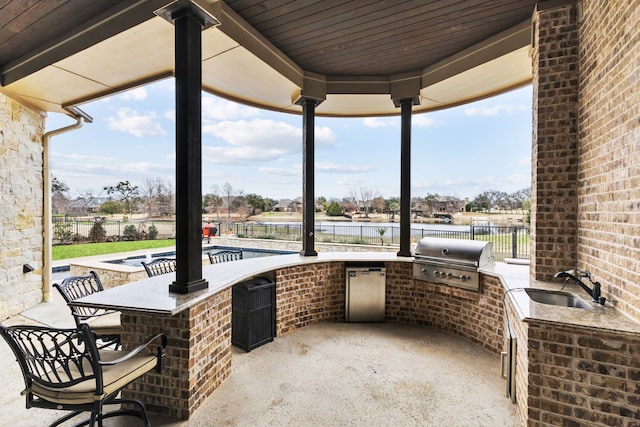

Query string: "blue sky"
[46, 79, 532, 201]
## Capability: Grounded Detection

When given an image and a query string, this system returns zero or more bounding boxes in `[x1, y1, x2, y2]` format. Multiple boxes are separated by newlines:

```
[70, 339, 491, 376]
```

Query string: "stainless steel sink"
[525, 288, 592, 309]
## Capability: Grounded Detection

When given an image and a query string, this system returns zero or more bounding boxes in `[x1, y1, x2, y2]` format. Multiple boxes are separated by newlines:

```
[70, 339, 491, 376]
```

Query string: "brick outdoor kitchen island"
[70, 253, 640, 424]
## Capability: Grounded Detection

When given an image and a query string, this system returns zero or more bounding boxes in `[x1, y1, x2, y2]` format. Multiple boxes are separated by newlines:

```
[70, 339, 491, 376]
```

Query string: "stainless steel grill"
[413, 237, 495, 291]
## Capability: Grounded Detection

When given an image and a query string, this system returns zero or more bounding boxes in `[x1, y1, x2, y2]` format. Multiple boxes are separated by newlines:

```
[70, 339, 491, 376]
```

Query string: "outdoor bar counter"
[71, 252, 423, 419]
[70, 252, 640, 423]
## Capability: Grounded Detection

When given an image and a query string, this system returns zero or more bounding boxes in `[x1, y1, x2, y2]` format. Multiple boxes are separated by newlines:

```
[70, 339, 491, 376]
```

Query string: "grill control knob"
[446, 273, 453, 279]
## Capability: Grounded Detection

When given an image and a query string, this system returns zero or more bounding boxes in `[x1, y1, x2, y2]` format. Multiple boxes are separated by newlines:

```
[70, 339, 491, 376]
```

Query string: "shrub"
[88, 221, 106, 242]
[53, 222, 73, 243]
[123, 224, 139, 240]
[326, 201, 343, 216]
[148, 224, 158, 240]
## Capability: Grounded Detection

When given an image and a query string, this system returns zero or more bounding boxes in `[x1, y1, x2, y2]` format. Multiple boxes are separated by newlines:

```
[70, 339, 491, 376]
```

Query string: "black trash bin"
[232, 277, 276, 352]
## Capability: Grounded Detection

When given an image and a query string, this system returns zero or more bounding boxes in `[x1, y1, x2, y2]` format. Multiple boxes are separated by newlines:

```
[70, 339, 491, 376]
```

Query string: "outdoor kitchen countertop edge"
[69, 252, 413, 315]
[487, 263, 640, 334]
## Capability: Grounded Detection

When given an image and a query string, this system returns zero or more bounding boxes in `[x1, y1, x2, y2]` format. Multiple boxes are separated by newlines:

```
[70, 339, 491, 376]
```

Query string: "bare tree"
[204, 184, 222, 220]
[221, 182, 244, 219]
[345, 191, 359, 214]
[358, 187, 376, 218]
[51, 175, 70, 214]
[222, 183, 234, 219]
[74, 188, 99, 215]
[141, 177, 174, 218]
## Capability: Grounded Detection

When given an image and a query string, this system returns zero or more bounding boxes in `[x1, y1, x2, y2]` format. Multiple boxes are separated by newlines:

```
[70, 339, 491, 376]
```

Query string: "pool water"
[52, 246, 295, 281]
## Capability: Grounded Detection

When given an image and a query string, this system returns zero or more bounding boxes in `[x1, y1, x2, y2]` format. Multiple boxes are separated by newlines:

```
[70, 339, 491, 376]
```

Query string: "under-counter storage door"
[345, 267, 386, 322]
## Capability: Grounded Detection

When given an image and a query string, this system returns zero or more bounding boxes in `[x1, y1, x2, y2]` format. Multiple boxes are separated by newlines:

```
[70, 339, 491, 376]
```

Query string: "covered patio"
[1, 294, 518, 426]
[2, 1, 640, 426]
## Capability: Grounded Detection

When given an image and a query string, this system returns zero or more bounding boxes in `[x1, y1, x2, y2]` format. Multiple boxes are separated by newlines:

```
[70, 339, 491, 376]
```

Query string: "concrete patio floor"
[1, 295, 519, 426]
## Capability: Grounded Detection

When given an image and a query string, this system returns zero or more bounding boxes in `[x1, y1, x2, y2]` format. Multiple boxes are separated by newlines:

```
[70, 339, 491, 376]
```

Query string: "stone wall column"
[530, 1, 580, 280]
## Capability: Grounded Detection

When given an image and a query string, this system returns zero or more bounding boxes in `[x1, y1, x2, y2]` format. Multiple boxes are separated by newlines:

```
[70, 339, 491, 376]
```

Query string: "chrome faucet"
[554, 270, 606, 305]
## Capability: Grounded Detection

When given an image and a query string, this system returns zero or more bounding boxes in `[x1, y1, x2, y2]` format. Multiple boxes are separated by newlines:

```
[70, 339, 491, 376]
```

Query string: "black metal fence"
[53, 218, 529, 260]
[52, 217, 175, 241]
[229, 222, 530, 260]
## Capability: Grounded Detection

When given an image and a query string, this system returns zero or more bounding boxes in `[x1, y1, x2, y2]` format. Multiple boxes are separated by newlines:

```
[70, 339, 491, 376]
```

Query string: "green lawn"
[52, 239, 176, 260]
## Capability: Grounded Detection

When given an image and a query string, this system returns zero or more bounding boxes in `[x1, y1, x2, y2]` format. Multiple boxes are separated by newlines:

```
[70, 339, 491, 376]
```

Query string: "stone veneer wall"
[506, 292, 640, 426]
[0, 92, 45, 320]
[121, 288, 232, 420]
[385, 263, 505, 354]
[530, 2, 580, 282]
[69, 263, 148, 288]
[575, 0, 640, 321]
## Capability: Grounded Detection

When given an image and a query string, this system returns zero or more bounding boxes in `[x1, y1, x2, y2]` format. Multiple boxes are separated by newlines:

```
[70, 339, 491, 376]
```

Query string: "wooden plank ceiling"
[0, 0, 540, 117]
[224, 0, 538, 76]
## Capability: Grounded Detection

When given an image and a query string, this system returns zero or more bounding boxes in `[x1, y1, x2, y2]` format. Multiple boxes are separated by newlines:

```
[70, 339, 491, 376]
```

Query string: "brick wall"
[386, 263, 505, 354]
[0, 92, 45, 320]
[575, 0, 640, 322]
[506, 293, 640, 426]
[121, 288, 232, 420]
[530, 2, 580, 282]
[276, 262, 345, 334]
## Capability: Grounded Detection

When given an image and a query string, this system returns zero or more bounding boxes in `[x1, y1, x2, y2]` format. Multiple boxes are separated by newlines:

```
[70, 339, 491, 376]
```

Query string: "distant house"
[273, 197, 303, 213]
[434, 196, 465, 214]
[67, 197, 112, 214]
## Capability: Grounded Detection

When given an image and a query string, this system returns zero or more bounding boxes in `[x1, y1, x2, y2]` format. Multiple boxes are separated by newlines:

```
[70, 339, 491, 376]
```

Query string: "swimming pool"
[51, 246, 296, 281]
[105, 246, 296, 267]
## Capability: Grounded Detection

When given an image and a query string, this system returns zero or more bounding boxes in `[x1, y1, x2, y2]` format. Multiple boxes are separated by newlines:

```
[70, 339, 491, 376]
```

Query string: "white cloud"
[464, 103, 527, 116]
[51, 153, 175, 193]
[363, 115, 436, 128]
[120, 87, 148, 101]
[363, 117, 397, 128]
[337, 176, 366, 186]
[316, 162, 374, 173]
[412, 115, 437, 127]
[258, 166, 300, 176]
[202, 118, 336, 164]
[107, 108, 166, 137]
[202, 96, 261, 120]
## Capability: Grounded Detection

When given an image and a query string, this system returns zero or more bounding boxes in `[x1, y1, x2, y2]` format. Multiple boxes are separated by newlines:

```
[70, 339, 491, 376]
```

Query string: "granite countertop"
[70, 252, 413, 315]
[488, 263, 640, 334]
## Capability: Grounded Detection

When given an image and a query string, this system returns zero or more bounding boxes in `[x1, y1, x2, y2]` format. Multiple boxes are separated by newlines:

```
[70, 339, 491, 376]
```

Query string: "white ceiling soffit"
[420, 46, 532, 112]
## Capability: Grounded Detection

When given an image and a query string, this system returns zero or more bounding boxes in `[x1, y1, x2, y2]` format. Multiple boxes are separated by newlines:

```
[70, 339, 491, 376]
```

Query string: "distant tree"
[522, 199, 531, 225]
[371, 196, 385, 213]
[510, 188, 531, 214]
[141, 177, 174, 217]
[345, 191, 359, 213]
[423, 193, 439, 215]
[316, 196, 327, 210]
[326, 201, 343, 216]
[473, 190, 504, 214]
[51, 175, 70, 214]
[385, 197, 400, 212]
[99, 200, 122, 216]
[246, 193, 266, 214]
[221, 182, 244, 218]
[263, 198, 277, 212]
[104, 180, 140, 215]
[74, 189, 99, 215]
[358, 187, 377, 218]
[204, 184, 222, 219]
